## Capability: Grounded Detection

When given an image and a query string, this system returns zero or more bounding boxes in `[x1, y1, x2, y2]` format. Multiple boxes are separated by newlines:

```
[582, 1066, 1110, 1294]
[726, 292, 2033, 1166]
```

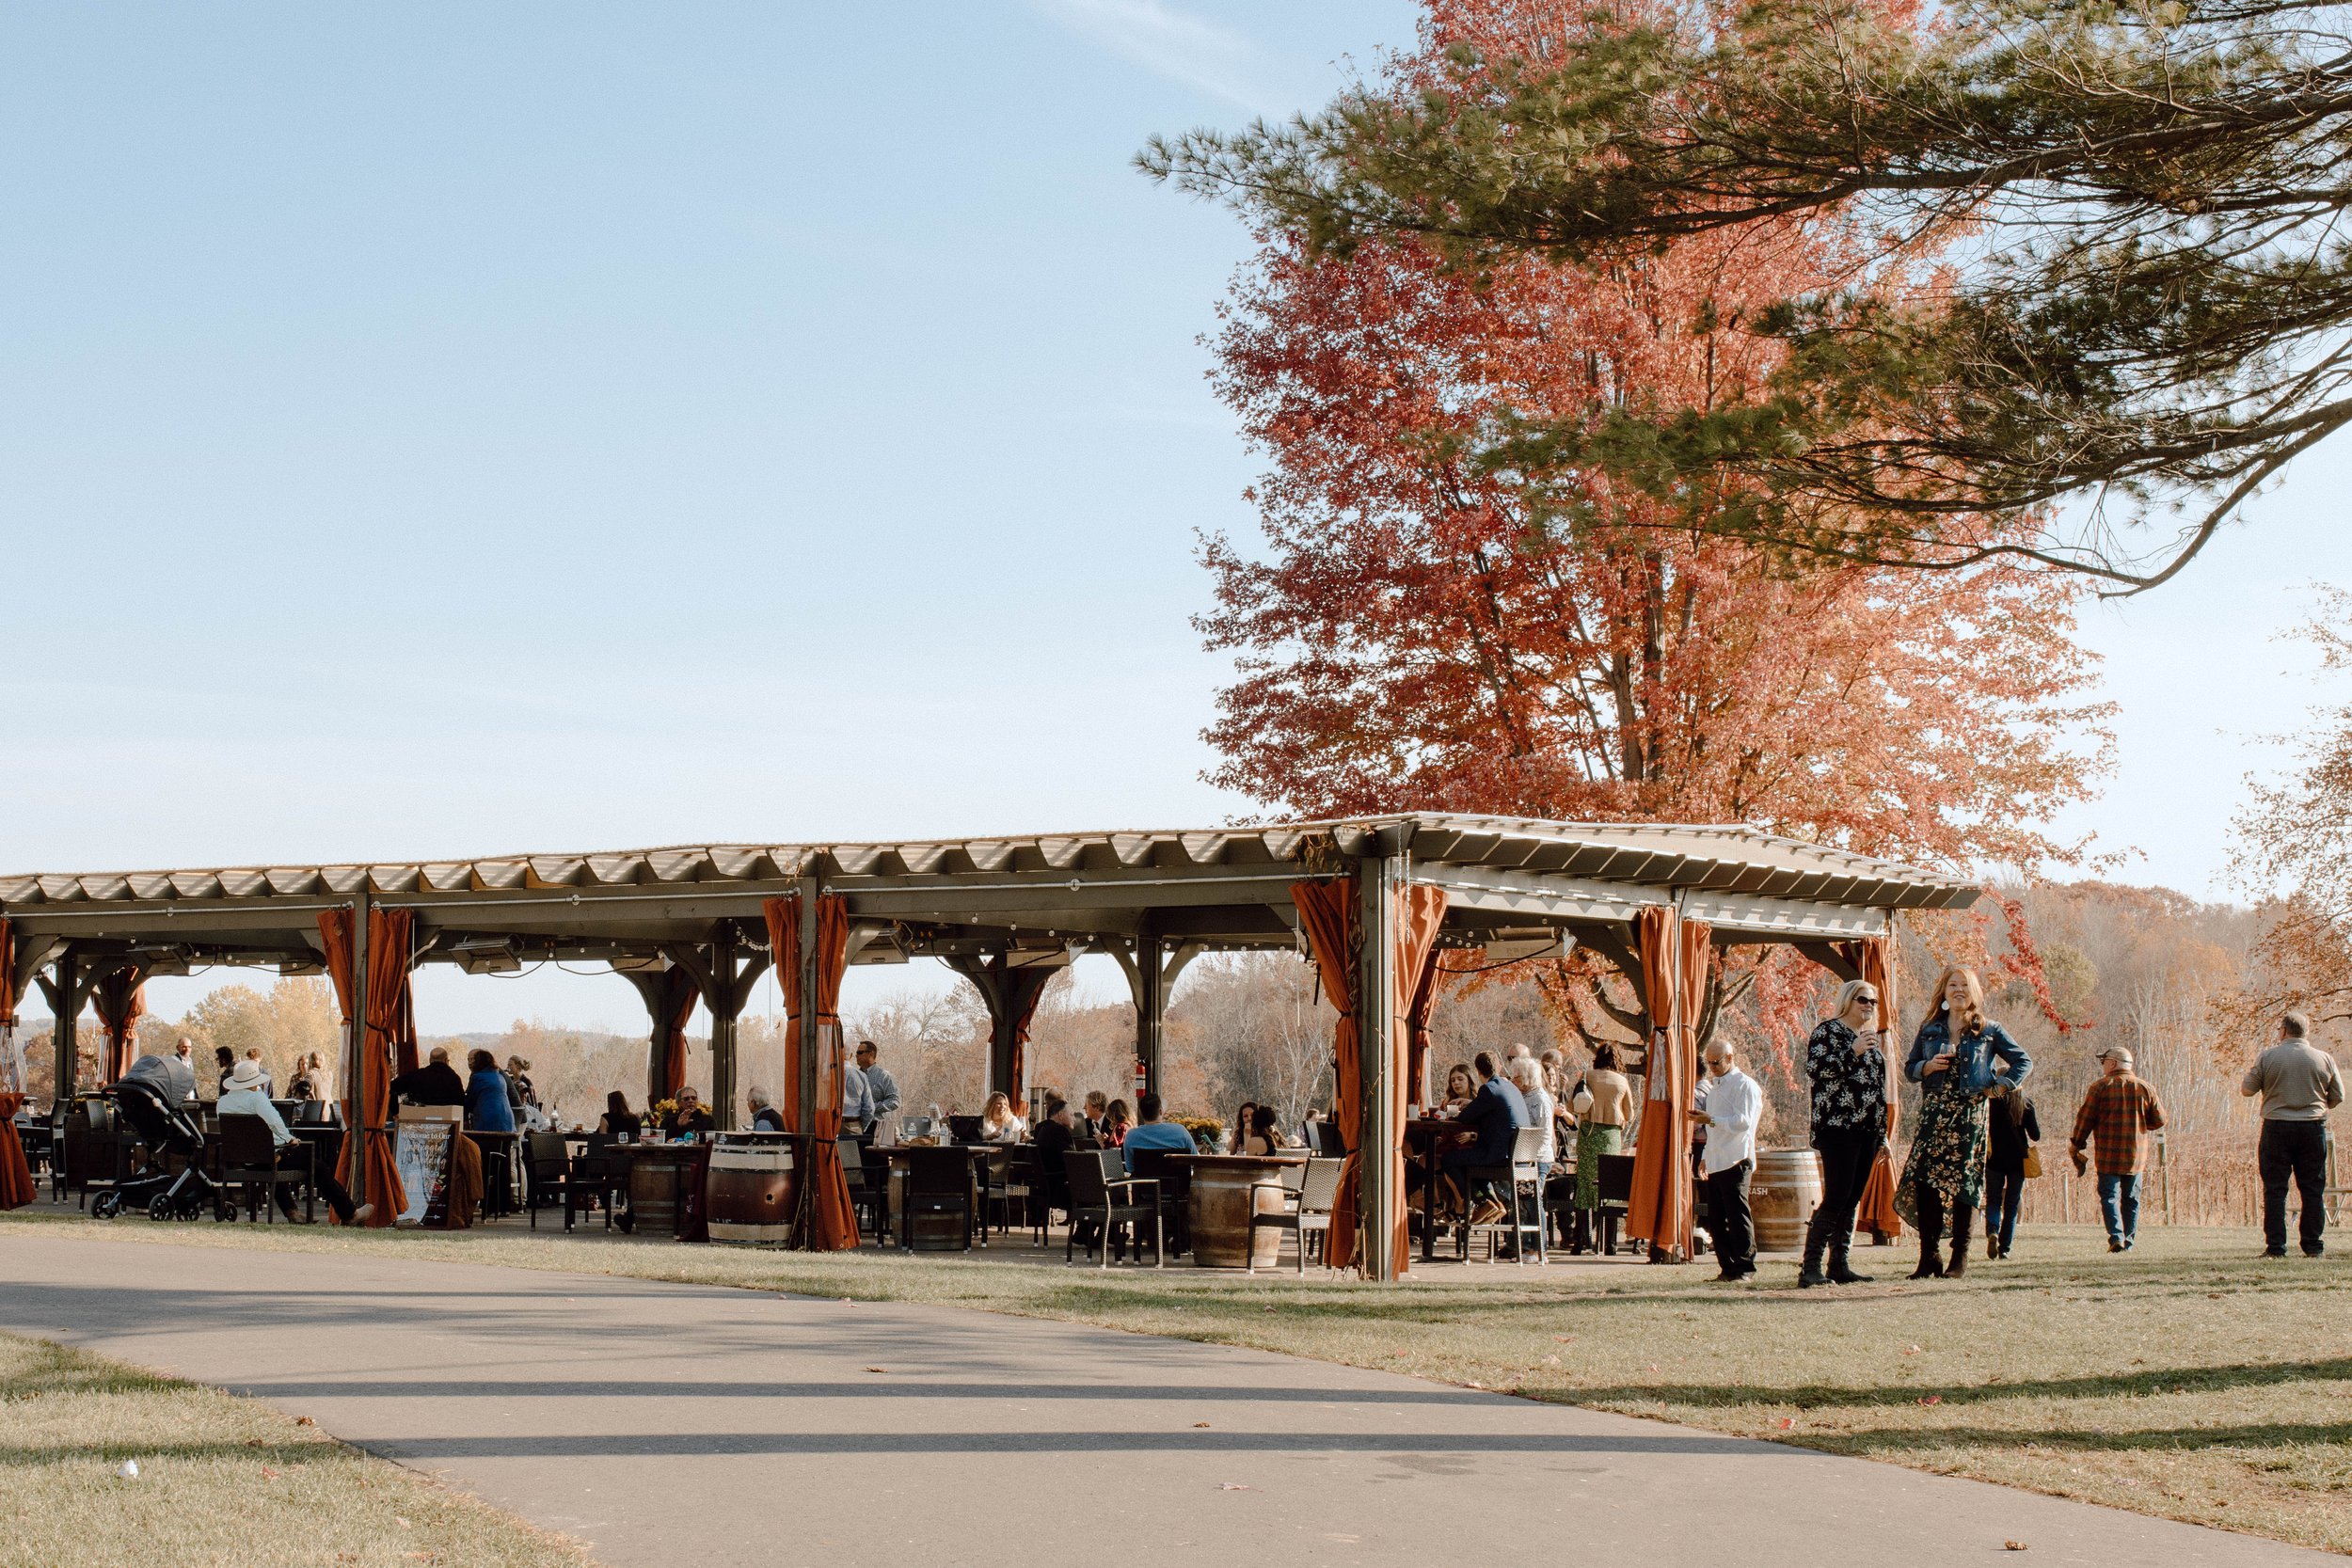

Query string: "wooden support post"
[48, 944, 79, 1103]
[708, 925, 741, 1131]
[1358, 853, 1401, 1280]
[795, 875, 819, 1141]
[348, 888, 372, 1186]
[1135, 921, 1163, 1101]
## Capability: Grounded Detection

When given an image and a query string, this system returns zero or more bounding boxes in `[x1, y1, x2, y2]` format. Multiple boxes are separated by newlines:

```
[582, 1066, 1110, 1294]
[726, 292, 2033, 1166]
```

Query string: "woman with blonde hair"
[976, 1090, 1026, 1144]
[1898, 967, 2032, 1279]
[1799, 977, 1890, 1288]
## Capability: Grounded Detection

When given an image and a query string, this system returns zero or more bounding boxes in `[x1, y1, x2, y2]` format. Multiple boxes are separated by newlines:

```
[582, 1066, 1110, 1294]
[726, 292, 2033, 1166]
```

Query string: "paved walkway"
[0, 1234, 2323, 1568]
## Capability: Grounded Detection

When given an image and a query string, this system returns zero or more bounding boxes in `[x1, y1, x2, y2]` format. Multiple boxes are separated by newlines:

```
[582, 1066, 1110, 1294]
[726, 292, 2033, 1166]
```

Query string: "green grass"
[0, 1328, 597, 1568]
[9, 1207, 2351, 1554]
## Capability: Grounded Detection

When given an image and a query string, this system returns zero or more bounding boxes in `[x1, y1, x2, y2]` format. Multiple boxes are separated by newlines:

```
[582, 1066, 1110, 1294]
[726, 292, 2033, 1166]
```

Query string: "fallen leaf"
[1553, 1335, 1574, 1342]
[1648, 1363, 1661, 1372]
[395, 1517, 412, 1529]
[261, 1466, 279, 1479]
[2003, 1543, 2028, 1552]
[864, 1367, 887, 1373]
[1903, 1345, 1922, 1355]
[1193, 1421, 1211, 1429]
[294, 1417, 315, 1427]
[1218, 1482, 1256, 1491]
[1777, 1418, 1796, 1430]
[1918, 1395, 1943, 1405]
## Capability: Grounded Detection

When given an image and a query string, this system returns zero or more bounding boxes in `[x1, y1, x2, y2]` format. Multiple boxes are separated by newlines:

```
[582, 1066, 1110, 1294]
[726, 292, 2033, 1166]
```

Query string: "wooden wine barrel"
[1751, 1148, 1824, 1254]
[707, 1136, 798, 1246]
[1186, 1155, 1303, 1269]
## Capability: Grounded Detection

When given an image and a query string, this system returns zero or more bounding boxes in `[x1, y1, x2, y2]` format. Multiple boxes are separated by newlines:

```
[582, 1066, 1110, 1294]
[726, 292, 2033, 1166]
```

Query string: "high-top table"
[611, 1141, 711, 1242]
[1174, 1152, 1308, 1268]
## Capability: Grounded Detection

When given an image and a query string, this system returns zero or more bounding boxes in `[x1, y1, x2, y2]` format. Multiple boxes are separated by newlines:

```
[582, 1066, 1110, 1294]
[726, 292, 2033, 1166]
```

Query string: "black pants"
[274, 1169, 359, 1224]
[2261, 1120, 2329, 1254]
[1707, 1159, 1754, 1274]
[1805, 1126, 1883, 1259]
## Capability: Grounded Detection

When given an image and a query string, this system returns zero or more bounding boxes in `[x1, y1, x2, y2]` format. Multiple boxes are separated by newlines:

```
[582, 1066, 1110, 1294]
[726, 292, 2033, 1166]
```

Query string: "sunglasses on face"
[1853, 993, 1878, 1006]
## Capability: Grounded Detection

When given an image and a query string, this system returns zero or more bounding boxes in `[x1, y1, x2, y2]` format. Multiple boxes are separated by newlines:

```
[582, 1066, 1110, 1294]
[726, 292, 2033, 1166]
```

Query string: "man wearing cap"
[218, 1056, 373, 1225]
[2069, 1045, 2167, 1252]
[2241, 1010, 2344, 1258]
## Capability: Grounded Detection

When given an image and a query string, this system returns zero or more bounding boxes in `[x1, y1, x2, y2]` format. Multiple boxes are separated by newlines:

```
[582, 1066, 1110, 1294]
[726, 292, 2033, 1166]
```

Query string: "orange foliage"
[1199, 0, 2110, 1067]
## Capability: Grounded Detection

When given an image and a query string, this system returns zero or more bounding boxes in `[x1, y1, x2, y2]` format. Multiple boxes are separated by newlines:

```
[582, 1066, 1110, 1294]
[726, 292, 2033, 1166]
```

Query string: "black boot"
[1600, 1212, 1619, 1256]
[1827, 1240, 1872, 1284]
[1946, 1202, 1975, 1278]
[1797, 1215, 1830, 1289]
[1910, 1202, 1945, 1280]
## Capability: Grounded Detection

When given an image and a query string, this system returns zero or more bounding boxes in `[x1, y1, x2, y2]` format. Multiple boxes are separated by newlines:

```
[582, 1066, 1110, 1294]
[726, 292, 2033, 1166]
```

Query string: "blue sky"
[1, 1, 2334, 1031]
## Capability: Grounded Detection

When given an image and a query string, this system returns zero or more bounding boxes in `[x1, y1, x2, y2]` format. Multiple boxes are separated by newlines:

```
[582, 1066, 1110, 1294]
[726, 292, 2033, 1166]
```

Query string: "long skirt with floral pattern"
[1574, 1121, 1623, 1210]
[1895, 1078, 1987, 1224]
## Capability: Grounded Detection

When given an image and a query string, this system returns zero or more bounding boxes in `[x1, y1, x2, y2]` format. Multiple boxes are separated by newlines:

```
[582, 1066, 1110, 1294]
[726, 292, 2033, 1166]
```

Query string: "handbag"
[2021, 1145, 2043, 1180]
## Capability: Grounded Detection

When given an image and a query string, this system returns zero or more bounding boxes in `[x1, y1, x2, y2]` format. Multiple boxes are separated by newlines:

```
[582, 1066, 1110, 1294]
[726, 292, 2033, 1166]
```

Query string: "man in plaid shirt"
[2071, 1045, 2168, 1252]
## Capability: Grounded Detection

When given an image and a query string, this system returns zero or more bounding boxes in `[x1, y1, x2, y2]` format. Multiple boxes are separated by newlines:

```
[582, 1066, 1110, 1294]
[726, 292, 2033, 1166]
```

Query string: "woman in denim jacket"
[1897, 967, 2030, 1278]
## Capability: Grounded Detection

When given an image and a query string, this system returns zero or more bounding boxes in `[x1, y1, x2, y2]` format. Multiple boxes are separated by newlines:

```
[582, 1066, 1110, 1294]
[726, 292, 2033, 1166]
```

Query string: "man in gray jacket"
[2242, 1010, 2345, 1258]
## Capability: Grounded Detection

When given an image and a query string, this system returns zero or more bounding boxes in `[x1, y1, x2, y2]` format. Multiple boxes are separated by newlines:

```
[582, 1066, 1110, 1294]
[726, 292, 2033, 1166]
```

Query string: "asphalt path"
[0, 1234, 2324, 1568]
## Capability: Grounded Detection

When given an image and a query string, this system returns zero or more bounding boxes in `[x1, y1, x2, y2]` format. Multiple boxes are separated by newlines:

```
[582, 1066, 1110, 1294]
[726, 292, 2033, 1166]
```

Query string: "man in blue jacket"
[1442, 1052, 1531, 1225]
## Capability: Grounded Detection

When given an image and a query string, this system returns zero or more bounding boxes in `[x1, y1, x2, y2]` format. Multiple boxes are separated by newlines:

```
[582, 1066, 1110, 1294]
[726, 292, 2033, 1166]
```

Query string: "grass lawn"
[8, 1207, 2350, 1554]
[0, 1328, 595, 1568]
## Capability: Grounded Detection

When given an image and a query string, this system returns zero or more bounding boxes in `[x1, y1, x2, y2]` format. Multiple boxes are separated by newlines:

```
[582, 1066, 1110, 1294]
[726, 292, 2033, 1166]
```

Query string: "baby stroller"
[91, 1075, 222, 1222]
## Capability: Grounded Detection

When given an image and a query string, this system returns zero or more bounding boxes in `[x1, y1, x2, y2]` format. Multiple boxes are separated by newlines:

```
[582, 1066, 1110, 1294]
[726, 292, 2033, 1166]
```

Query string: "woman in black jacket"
[1983, 1083, 2041, 1259]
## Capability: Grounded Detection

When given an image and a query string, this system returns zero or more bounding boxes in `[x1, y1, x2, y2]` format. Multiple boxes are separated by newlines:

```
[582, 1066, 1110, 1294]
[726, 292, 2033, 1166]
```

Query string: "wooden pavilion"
[0, 814, 1977, 1277]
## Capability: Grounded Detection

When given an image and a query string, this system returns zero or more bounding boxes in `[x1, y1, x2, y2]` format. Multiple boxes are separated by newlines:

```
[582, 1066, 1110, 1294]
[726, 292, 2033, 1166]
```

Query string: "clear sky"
[3, 1, 2339, 1033]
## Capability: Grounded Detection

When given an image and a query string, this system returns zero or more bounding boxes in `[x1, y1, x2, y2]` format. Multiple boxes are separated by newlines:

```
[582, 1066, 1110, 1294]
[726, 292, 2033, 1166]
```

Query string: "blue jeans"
[1983, 1166, 2025, 1253]
[2097, 1172, 2140, 1245]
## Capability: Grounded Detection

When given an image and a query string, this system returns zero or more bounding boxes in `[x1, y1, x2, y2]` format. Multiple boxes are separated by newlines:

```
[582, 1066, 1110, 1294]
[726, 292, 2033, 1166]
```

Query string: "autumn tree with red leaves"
[1192, 0, 2109, 1064]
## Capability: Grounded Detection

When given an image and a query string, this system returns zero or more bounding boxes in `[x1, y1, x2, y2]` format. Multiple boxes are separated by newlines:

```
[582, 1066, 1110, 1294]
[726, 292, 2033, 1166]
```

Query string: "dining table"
[1404, 1115, 1478, 1262]
[1172, 1152, 1308, 1268]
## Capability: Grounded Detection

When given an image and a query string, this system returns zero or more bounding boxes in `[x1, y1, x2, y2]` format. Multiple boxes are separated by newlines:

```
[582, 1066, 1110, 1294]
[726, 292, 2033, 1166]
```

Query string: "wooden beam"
[1357, 854, 1401, 1281]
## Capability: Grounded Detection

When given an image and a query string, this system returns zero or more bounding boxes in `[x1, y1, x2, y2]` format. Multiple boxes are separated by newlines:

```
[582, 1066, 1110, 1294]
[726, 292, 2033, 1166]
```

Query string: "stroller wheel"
[148, 1195, 175, 1223]
[174, 1194, 206, 1221]
[91, 1192, 122, 1220]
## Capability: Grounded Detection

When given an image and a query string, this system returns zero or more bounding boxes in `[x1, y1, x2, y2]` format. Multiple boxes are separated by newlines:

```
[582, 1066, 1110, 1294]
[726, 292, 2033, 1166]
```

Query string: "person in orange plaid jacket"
[2070, 1045, 2168, 1252]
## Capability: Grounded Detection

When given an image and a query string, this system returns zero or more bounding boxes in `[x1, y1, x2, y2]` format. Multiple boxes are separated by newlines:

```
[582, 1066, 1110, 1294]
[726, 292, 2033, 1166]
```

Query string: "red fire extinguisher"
[1133, 1055, 1148, 1101]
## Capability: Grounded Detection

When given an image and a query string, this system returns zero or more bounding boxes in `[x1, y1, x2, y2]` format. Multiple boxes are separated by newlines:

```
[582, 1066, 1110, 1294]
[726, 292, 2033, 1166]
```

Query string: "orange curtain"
[0, 919, 31, 1211]
[1405, 943, 1462, 1113]
[1384, 885, 1448, 1277]
[328, 907, 410, 1227]
[1004, 967, 1051, 1104]
[650, 967, 699, 1102]
[1627, 906, 1712, 1258]
[90, 964, 146, 1084]
[1852, 935, 1904, 1237]
[764, 895, 857, 1249]
[1291, 879, 1363, 1268]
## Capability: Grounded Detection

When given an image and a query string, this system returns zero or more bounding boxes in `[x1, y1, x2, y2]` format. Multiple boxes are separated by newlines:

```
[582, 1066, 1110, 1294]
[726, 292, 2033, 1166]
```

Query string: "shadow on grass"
[1552, 1354, 2352, 1412]
[1782, 1417, 2352, 1459]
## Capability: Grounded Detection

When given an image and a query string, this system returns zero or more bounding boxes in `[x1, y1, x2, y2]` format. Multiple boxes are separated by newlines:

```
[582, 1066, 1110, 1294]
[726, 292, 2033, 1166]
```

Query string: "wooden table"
[1176, 1153, 1307, 1268]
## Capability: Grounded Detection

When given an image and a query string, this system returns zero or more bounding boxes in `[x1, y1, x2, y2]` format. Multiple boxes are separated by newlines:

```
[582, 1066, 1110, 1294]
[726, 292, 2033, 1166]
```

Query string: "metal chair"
[1124, 1147, 1192, 1256]
[840, 1136, 889, 1241]
[524, 1132, 576, 1230]
[1460, 1126, 1548, 1263]
[217, 1113, 312, 1223]
[1249, 1157, 1344, 1274]
[899, 1146, 976, 1251]
[1062, 1148, 1162, 1267]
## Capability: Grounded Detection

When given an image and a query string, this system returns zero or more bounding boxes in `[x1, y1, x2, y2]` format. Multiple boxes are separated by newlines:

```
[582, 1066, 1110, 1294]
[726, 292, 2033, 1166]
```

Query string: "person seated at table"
[747, 1086, 786, 1132]
[285, 1050, 327, 1102]
[1079, 1090, 1111, 1146]
[664, 1087, 714, 1137]
[1119, 1092, 1197, 1172]
[219, 1057, 373, 1225]
[465, 1050, 516, 1133]
[1102, 1098, 1133, 1148]
[1441, 1052, 1531, 1225]
[1229, 1101, 1258, 1154]
[213, 1044, 237, 1097]
[390, 1045, 466, 1108]
[1437, 1063, 1477, 1117]
[598, 1090, 643, 1141]
[976, 1091, 1026, 1144]
[1032, 1094, 1077, 1209]
[1237, 1104, 1291, 1156]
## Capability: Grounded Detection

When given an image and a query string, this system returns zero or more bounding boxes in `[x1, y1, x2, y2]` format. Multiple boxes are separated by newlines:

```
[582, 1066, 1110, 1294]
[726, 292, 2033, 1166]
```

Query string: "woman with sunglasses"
[1798, 978, 1893, 1288]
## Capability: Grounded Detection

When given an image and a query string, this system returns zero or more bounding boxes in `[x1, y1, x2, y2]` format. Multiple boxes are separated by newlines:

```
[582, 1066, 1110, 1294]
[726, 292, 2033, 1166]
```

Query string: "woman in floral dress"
[1898, 968, 2031, 1278]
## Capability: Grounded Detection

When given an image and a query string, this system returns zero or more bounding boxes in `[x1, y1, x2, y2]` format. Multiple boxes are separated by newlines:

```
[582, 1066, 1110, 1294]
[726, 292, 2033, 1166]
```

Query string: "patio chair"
[1459, 1126, 1548, 1263]
[997, 1145, 1045, 1243]
[1062, 1148, 1162, 1268]
[899, 1145, 976, 1251]
[1124, 1146, 1192, 1256]
[217, 1113, 313, 1223]
[566, 1134, 626, 1230]
[1249, 1156, 1343, 1274]
[523, 1131, 576, 1230]
[1592, 1151, 1636, 1256]
[839, 1135, 888, 1242]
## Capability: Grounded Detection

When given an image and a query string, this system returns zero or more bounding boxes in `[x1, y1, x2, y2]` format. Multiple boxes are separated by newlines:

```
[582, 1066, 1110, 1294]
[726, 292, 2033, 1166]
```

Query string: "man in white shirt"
[1694, 1040, 1761, 1281]
[839, 1054, 875, 1135]
[167, 1037, 199, 1102]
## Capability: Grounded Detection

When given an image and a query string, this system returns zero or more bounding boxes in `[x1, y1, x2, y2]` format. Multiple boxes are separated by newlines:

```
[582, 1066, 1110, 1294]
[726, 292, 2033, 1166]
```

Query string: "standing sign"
[392, 1109, 459, 1228]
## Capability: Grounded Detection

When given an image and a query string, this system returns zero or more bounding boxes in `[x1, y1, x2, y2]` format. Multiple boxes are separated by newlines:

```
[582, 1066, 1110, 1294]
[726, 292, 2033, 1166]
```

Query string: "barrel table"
[1750, 1147, 1824, 1254]
[1179, 1153, 1307, 1268]
[706, 1132, 801, 1246]
[613, 1142, 711, 1243]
